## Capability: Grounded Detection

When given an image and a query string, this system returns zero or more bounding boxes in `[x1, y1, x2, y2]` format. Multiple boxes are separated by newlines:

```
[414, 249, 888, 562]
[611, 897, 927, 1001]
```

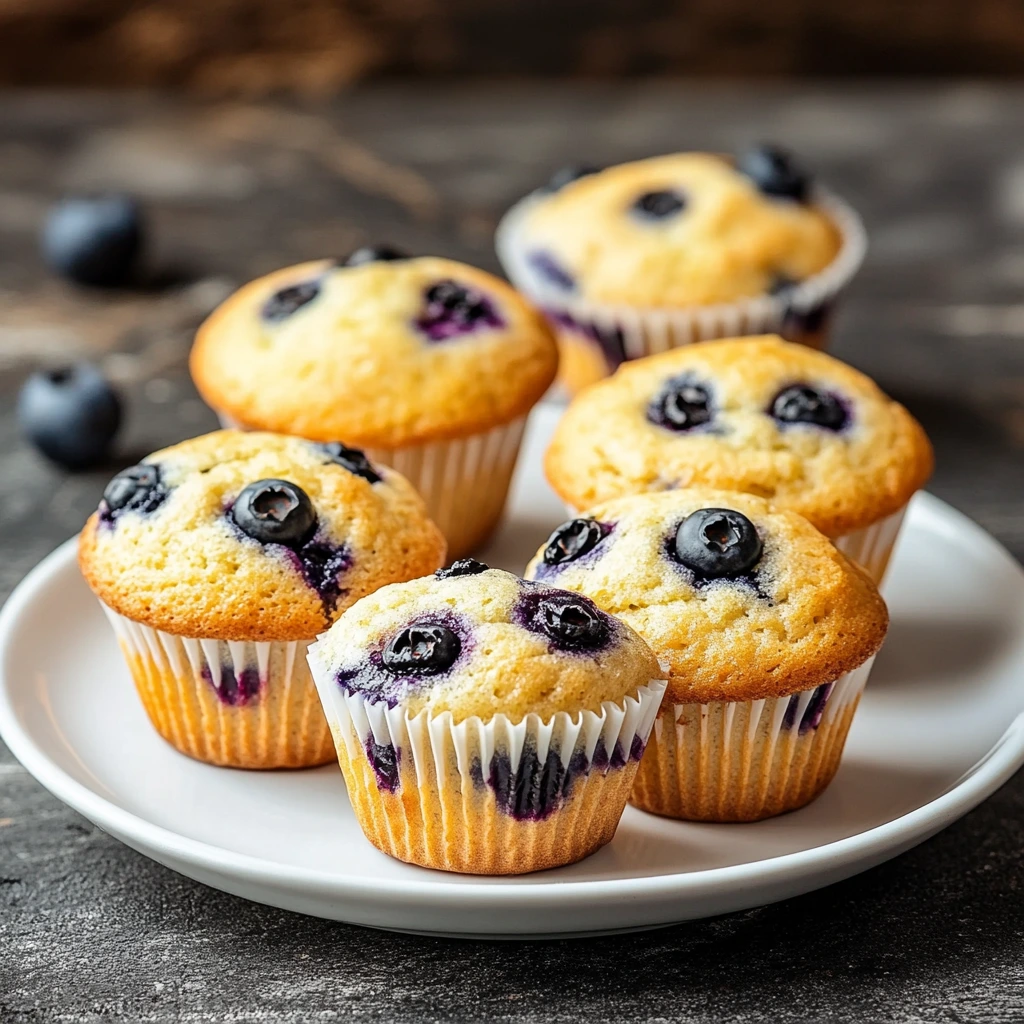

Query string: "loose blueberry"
[42, 195, 144, 288]
[342, 245, 407, 267]
[102, 463, 166, 517]
[261, 280, 320, 322]
[673, 508, 763, 579]
[771, 384, 847, 431]
[18, 363, 122, 470]
[647, 376, 713, 432]
[435, 559, 489, 580]
[382, 623, 461, 675]
[632, 189, 686, 220]
[545, 164, 601, 192]
[317, 442, 382, 484]
[231, 479, 317, 548]
[737, 145, 810, 203]
[543, 519, 604, 566]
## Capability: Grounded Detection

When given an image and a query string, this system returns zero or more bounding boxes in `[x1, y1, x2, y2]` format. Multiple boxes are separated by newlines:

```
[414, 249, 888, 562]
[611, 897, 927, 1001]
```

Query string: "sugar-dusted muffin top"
[310, 560, 662, 722]
[79, 430, 446, 642]
[190, 255, 558, 448]
[516, 151, 842, 307]
[525, 490, 888, 705]
[546, 335, 934, 537]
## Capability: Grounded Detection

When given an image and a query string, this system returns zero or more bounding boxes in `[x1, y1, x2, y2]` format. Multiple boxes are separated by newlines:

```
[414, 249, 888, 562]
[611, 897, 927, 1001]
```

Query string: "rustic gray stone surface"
[2, 84, 1024, 1022]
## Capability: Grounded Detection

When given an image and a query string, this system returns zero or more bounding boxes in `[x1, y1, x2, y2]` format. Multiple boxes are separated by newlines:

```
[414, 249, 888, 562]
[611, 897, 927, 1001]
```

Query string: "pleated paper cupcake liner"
[832, 505, 907, 585]
[630, 658, 875, 822]
[308, 643, 666, 874]
[496, 190, 867, 394]
[215, 411, 527, 561]
[101, 603, 334, 769]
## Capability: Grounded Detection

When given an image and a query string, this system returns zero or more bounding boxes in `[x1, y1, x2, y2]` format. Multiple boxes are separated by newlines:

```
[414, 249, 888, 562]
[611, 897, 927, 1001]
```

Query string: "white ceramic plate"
[3, 406, 1024, 938]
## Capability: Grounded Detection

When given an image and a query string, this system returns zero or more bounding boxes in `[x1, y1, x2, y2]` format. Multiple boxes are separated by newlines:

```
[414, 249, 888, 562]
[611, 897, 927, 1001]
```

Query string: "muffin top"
[190, 255, 558, 447]
[514, 150, 842, 307]
[310, 560, 662, 723]
[79, 430, 446, 642]
[525, 490, 888, 705]
[545, 335, 934, 537]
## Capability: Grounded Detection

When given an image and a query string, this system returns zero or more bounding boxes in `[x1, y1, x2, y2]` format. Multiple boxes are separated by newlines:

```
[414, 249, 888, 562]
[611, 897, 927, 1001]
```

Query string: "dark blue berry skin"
[672, 508, 763, 579]
[782, 682, 834, 733]
[381, 623, 462, 675]
[18, 363, 122, 470]
[201, 663, 261, 707]
[100, 463, 167, 524]
[342, 245, 407, 267]
[365, 738, 401, 792]
[647, 376, 713, 433]
[527, 250, 576, 292]
[435, 559, 489, 580]
[416, 280, 503, 341]
[632, 189, 686, 220]
[316, 442, 382, 483]
[543, 519, 605, 566]
[42, 195, 144, 288]
[515, 588, 610, 652]
[771, 385, 848, 431]
[261, 280, 320, 322]
[737, 145, 810, 203]
[544, 164, 601, 192]
[231, 479, 318, 548]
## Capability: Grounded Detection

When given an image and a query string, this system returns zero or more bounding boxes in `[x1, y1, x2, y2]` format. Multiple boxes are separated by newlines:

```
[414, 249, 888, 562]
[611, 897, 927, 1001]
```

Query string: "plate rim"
[3, 494, 1024, 914]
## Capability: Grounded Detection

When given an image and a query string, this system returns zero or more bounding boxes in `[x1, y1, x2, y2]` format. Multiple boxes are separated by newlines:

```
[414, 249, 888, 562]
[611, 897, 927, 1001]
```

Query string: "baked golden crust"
[524, 489, 888, 705]
[313, 568, 662, 723]
[190, 257, 558, 448]
[78, 430, 446, 642]
[520, 153, 842, 307]
[545, 335, 934, 537]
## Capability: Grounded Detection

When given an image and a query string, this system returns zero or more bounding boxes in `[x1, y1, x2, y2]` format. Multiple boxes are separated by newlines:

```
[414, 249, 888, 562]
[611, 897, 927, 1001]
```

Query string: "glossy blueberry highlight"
[19, 363, 122, 470]
[517, 589, 609, 651]
[737, 145, 810, 203]
[231, 479, 317, 548]
[342, 245, 407, 267]
[100, 463, 168, 524]
[545, 164, 601, 192]
[435, 559, 489, 580]
[316, 442, 382, 483]
[416, 279, 504, 341]
[261, 280, 320, 322]
[673, 508, 763, 579]
[632, 189, 686, 220]
[771, 384, 848, 431]
[42, 195, 144, 288]
[382, 623, 462, 675]
[647, 376, 713, 432]
[543, 519, 605, 566]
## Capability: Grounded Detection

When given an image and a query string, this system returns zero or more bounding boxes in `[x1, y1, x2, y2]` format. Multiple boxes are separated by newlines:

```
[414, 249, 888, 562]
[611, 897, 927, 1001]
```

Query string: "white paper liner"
[632, 657, 874, 822]
[214, 411, 527, 561]
[101, 603, 332, 768]
[496, 188, 866, 373]
[833, 505, 907, 585]
[308, 640, 666, 871]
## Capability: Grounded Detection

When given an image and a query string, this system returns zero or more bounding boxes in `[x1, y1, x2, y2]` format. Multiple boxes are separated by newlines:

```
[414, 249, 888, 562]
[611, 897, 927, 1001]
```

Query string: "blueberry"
[673, 508, 763, 579]
[18, 363, 122, 470]
[771, 384, 847, 431]
[545, 164, 601, 192]
[647, 376, 713, 432]
[536, 598, 607, 649]
[381, 623, 461, 675]
[543, 519, 604, 566]
[342, 245, 407, 267]
[435, 559, 489, 580]
[737, 145, 810, 203]
[316, 442, 382, 484]
[42, 195, 143, 288]
[101, 463, 167, 520]
[231, 479, 317, 547]
[417, 279, 502, 341]
[632, 190, 686, 220]
[526, 250, 576, 292]
[261, 280, 320, 322]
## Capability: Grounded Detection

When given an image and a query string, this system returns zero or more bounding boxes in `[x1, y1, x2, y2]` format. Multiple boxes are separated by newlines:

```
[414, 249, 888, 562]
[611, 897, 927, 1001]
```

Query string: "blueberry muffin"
[525, 490, 888, 821]
[307, 560, 665, 874]
[190, 252, 559, 558]
[545, 335, 933, 583]
[79, 430, 446, 768]
[496, 147, 865, 393]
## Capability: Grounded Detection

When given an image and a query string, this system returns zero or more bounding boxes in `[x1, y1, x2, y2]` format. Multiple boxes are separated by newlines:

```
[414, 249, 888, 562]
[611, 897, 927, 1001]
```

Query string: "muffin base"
[833, 506, 907, 585]
[216, 412, 526, 561]
[631, 659, 874, 822]
[102, 605, 333, 769]
[497, 191, 866, 395]
[308, 645, 666, 874]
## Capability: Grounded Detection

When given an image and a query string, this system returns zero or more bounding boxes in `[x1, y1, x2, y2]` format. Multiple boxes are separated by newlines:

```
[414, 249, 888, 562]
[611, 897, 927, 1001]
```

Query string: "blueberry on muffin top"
[79, 430, 446, 641]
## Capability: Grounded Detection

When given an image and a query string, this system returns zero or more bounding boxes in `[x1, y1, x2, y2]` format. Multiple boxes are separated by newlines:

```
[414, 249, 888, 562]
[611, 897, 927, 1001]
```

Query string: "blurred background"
[1, 1, 1024, 592]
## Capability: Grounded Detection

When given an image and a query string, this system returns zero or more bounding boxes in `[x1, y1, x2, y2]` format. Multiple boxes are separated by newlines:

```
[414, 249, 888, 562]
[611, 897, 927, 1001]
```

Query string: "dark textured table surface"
[3, 83, 1024, 1023]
